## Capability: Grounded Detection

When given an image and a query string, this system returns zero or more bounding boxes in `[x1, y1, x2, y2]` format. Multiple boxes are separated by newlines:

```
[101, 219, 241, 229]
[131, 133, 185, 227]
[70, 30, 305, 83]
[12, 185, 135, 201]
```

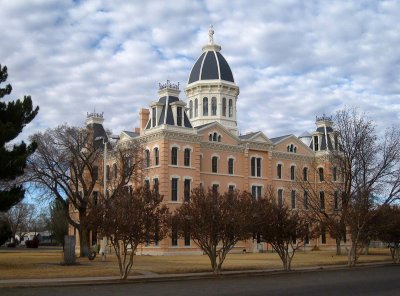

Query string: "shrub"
[25, 237, 39, 248]
[7, 242, 16, 248]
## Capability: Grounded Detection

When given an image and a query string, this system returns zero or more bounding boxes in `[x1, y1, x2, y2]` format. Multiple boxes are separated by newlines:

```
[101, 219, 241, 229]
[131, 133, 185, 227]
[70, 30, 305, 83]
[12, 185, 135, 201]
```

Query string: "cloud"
[0, 0, 398, 143]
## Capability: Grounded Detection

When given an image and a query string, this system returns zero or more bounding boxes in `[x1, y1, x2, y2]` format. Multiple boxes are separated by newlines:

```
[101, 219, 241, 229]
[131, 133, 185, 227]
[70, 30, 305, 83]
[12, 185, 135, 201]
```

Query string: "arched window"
[318, 167, 324, 182]
[290, 165, 295, 180]
[212, 156, 218, 173]
[211, 97, 217, 116]
[154, 147, 159, 166]
[194, 99, 198, 117]
[294, 147, 297, 153]
[287, 146, 290, 152]
[290, 144, 294, 152]
[189, 100, 193, 118]
[184, 148, 191, 167]
[228, 99, 233, 117]
[203, 97, 208, 116]
[213, 132, 217, 141]
[277, 164, 282, 179]
[217, 135, 221, 142]
[171, 147, 178, 165]
[303, 167, 308, 181]
[209, 134, 212, 141]
[222, 97, 226, 116]
[145, 150, 150, 168]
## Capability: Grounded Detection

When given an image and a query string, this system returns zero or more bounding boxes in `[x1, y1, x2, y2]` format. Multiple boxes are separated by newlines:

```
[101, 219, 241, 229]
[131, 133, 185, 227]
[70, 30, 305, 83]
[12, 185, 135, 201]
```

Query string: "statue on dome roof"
[208, 25, 214, 45]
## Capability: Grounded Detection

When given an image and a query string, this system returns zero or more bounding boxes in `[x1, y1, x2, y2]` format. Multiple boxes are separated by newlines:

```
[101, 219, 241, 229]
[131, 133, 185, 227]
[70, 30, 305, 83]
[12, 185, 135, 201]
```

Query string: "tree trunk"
[78, 226, 90, 257]
[336, 238, 341, 255]
[348, 240, 357, 267]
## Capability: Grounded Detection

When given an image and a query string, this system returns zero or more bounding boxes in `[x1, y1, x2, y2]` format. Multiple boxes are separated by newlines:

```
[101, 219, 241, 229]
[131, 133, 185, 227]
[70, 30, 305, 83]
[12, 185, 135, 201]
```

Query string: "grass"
[0, 247, 392, 280]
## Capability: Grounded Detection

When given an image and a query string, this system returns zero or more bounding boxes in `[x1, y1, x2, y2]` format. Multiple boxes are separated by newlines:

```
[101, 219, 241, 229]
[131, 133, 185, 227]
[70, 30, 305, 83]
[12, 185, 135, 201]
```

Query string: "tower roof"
[188, 26, 234, 84]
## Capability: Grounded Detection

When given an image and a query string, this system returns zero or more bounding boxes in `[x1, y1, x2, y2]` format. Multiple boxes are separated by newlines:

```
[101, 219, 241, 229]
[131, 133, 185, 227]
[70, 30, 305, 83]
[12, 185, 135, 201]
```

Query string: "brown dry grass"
[0, 247, 392, 280]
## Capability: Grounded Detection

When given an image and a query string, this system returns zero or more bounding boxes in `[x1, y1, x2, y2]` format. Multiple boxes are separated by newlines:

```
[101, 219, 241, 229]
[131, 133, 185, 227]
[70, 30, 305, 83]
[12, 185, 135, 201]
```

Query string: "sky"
[1, 0, 399, 141]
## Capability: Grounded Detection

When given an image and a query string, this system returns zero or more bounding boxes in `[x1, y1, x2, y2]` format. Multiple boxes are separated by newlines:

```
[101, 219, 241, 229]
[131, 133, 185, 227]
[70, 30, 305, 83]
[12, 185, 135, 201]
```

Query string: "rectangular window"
[251, 157, 261, 177]
[93, 166, 98, 181]
[184, 149, 190, 167]
[256, 158, 261, 177]
[332, 167, 337, 181]
[171, 178, 178, 201]
[252, 186, 262, 199]
[334, 191, 339, 210]
[144, 179, 150, 188]
[106, 165, 110, 181]
[290, 166, 295, 180]
[228, 185, 235, 194]
[177, 107, 182, 126]
[184, 179, 191, 202]
[291, 190, 296, 209]
[212, 157, 218, 173]
[278, 189, 283, 207]
[320, 191, 325, 211]
[228, 158, 234, 175]
[93, 191, 98, 206]
[171, 147, 178, 165]
[277, 164, 282, 179]
[303, 191, 308, 209]
[184, 232, 190, 246]
[212, 184, 219, 194]
[153, 178, 159, 194]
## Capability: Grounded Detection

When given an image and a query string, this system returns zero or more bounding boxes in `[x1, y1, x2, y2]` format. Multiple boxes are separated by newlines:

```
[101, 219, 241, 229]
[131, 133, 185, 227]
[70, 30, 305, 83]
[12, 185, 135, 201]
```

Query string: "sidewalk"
[0, 261, 393, 288]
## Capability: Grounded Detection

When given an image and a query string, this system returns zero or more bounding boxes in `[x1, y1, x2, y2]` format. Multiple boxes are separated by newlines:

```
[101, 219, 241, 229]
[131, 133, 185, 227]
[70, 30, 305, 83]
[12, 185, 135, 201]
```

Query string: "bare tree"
[27, 124, 143, 256]
[6, 203, 35, 244]
[255, 188, 315, 271]
[89, 184, 169, 279]
[173, 187, 254, 274]
[294, 161, 346, 255]
[332, 108, 400, 266]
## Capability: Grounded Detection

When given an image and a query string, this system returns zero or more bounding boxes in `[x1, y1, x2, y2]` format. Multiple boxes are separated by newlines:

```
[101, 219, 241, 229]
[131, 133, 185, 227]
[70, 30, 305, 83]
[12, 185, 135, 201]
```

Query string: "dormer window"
[152, 107, 157, 127]
[177, 107, 182, 126]
[222, 98, 226, 116]
[314, 136, 319, 151]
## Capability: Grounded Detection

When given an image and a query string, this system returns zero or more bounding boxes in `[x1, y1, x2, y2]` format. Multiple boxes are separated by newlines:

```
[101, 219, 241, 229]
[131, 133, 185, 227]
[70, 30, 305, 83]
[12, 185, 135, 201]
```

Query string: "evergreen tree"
[0, 64, 39, 212]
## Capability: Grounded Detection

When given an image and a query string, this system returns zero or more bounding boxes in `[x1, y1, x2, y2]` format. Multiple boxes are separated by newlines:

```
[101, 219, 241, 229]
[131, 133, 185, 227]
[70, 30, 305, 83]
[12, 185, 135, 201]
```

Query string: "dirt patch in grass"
[0, 247, 392, 280]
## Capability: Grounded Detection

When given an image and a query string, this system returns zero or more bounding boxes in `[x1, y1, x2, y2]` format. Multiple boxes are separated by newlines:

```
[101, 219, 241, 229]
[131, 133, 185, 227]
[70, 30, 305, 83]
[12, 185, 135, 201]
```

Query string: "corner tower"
[185, 26, 240, 135]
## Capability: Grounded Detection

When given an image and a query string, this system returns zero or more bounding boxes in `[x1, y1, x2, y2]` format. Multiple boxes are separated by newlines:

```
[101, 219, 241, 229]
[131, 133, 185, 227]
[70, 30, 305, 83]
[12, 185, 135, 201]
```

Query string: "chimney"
[134, 127, 140, 134]
[139, 108, 150, 134]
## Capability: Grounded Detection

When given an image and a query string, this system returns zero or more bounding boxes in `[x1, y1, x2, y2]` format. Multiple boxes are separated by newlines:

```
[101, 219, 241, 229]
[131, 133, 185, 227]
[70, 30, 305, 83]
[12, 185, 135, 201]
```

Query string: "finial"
[208, 25, 214, 45]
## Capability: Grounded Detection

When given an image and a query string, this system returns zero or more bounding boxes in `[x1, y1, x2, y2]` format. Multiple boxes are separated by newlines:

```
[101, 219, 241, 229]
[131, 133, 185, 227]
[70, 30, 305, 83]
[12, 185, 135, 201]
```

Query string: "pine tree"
[0, 64, 39, 212]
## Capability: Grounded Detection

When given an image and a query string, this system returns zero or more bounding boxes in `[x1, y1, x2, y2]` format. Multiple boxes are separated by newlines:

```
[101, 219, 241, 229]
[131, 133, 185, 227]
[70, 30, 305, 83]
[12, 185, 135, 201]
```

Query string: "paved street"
[3, 265, 400, 296]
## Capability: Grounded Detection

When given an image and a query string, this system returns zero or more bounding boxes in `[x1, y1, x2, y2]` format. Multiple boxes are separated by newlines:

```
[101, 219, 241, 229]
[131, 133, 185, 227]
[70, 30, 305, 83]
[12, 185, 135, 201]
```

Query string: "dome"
[188, 44, 234, 84]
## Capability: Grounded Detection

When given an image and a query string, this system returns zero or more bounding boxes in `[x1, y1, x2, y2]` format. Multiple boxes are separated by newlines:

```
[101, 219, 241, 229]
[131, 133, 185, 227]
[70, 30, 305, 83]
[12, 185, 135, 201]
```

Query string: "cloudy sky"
[1, 0, 399, 141]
